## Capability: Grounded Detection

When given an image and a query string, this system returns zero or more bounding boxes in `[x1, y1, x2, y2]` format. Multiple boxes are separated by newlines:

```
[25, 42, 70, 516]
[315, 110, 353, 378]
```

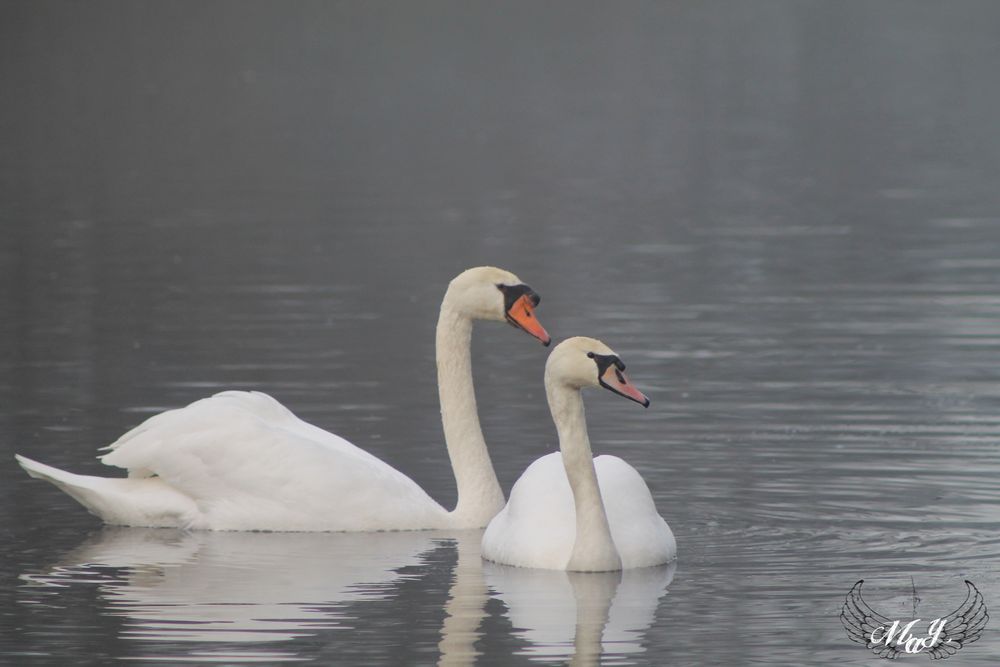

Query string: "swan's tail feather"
[15, 455, 201, 528]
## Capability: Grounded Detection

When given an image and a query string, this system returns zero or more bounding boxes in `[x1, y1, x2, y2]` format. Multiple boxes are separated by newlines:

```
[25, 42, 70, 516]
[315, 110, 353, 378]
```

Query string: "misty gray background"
[3, 1, 1000, 664]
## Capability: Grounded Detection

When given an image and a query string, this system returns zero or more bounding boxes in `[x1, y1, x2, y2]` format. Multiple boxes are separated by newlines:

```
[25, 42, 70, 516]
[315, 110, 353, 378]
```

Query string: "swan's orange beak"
[506, 294, 551, 346]
[599, 366, 650, 407]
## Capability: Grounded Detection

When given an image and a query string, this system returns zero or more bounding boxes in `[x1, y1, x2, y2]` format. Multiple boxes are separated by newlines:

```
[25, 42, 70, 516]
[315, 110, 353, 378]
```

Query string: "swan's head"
[445, 266, 551, 345]
[546, 336, 650, 407]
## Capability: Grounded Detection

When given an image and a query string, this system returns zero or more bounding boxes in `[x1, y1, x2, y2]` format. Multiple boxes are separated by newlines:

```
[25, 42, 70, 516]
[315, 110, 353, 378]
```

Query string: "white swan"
[15, 266, 551, 531]
[481, 337, 676, 571]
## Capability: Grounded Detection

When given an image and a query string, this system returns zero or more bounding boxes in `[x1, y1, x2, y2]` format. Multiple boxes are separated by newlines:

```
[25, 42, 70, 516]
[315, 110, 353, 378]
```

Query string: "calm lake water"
[4, 2, 1000, 665]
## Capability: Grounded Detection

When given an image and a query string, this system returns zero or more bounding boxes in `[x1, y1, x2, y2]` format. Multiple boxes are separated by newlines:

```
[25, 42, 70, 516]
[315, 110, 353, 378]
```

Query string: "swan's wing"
[101, 391, 445, 530]
[482, 453, 576, 569]
[840, 580, 903, 659]
[595, 456, 676, 568]
[926, 581, 988, 659]
[105, 391, 385, 467]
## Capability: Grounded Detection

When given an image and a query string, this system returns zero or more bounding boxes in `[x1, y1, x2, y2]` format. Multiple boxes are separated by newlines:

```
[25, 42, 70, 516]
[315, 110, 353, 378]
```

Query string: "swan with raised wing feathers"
[16, 266, 551, 531]
[481, 337, 676, 571]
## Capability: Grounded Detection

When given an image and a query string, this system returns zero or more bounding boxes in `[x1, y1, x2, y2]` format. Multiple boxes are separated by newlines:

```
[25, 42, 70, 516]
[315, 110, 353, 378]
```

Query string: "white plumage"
[18, 391, 444, 531]
[482, 453, 675, 569]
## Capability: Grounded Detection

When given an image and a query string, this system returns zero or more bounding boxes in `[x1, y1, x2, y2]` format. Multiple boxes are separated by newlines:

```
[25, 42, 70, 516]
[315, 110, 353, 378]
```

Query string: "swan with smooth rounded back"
[15, 266, 551, 531]
[481, 337, 676, 571]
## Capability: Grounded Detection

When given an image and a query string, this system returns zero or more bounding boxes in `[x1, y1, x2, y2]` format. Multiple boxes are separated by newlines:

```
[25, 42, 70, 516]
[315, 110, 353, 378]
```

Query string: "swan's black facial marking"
[589, 352, 625, 375]
[496, 283, 541, 311]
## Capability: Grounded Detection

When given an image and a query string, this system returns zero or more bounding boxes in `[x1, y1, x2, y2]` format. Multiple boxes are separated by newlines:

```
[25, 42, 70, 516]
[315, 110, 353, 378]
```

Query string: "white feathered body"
[19, 391, 448, 531]
[481, 452, 676, 570]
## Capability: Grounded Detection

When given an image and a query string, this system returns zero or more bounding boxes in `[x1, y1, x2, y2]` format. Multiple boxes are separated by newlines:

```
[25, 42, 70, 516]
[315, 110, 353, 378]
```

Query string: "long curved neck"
[546, 379, 622, 572]
[436, 303, 504, 527]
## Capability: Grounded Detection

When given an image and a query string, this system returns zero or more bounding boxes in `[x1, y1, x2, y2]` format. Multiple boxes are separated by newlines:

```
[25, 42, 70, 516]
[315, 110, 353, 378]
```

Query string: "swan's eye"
[587, 352, 595, 358]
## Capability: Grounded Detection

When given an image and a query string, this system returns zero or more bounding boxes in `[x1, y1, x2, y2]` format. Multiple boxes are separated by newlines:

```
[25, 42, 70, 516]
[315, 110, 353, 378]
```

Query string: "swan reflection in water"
[481, 557, 676, 665]
[20, 527, 673, 664]
[21, 527, 439, 662]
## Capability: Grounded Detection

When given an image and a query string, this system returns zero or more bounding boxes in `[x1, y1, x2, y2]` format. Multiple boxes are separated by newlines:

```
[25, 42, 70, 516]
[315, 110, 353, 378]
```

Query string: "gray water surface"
[3, 2, 1000, 665]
